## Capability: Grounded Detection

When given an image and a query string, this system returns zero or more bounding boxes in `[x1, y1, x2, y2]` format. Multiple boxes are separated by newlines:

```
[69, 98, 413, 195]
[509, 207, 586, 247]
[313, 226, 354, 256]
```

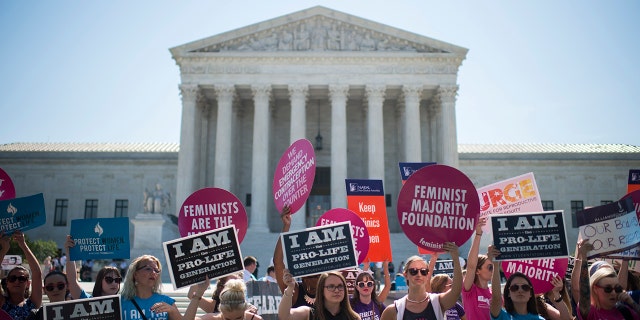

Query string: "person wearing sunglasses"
[488, 246, 570, 320]
[0, 231, 43, 320]
[279, 270, 360, 320]
[63, 235, 123, 299]
[380, 242, 462, 320]
[350, 262, 391, 320]
[462, 218, 493, 320]
[121, 255, 182, 320]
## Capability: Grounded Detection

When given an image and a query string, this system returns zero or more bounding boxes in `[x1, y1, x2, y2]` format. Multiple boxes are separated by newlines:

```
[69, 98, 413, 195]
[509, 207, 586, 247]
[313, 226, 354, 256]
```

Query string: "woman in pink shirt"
[462, 219, 493, 320]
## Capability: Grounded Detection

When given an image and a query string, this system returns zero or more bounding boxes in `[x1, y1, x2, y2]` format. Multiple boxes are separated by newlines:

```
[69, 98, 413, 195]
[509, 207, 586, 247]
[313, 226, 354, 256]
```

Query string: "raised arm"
[544, 276, 571, 320]
[577, 239, 593, 320]
[278, 269, 310, 320]
[438, 242, 462, 311]
[14, 231, 43, 307]
[378, 260, 391, 302]
[488, 245, 502, 318]
[183, 277, 210, 320]
[464, 218, 486, 291]
[619, 260, 629, 290]
[64, 235, 84, 299]
[0, 232, 9, 306]
[274, 206, 293, 293]
[426, 252, 438, 293]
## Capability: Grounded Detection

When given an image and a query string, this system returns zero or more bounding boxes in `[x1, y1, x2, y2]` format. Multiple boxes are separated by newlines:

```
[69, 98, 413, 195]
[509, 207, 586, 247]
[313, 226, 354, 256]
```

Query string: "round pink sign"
[501, 258, 569, 294]
[0, 168, 16, 201]
[272, 139, 316, 214]
[178, 188, 248, 243]
[397, 165, 480, 252]
[316, 208, 370, 264]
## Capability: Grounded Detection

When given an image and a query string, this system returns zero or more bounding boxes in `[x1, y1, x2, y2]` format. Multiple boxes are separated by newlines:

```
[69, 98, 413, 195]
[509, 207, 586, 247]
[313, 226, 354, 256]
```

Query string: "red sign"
[397, 165, 480, 252]
[178, 188, 248, 243]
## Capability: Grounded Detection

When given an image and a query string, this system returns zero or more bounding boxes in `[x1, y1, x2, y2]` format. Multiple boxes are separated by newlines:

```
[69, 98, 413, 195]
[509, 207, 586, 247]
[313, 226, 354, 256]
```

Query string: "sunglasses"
[509, 284, 531, 292]
[45, 283, 66, 292]
[105, 276, 123, 284]
[7, 275, 29, 283]
[407, 268, 428, 276]
[357, 281, 374, 288]
[596, 284, 623, 294]
[137, 266, 161, 274]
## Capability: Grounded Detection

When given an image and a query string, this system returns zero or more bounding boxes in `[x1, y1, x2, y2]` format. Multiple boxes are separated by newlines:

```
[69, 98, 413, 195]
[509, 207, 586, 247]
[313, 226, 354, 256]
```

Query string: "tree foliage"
[5, 234, 59, 262]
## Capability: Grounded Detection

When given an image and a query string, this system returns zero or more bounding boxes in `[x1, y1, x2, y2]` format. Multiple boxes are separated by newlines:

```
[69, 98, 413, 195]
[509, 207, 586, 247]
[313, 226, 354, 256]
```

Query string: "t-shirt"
[576, 303, 640, 320]
[444, 303, 465, 320]
[491, 309, 543, 320]
[462, 283, 491, 320]
[1, 298, 37, 320]
[121, 294, 176, 320]
[350, 299, 385, 320]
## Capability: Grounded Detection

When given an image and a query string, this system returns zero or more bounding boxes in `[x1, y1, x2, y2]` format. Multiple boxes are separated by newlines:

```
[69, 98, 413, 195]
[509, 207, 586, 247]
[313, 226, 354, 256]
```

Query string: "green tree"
[5, 233, 59, 263]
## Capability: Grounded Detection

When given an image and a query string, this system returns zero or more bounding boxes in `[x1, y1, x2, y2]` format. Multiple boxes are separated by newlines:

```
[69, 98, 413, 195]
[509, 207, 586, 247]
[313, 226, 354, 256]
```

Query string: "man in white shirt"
[243, 256, 258, 282]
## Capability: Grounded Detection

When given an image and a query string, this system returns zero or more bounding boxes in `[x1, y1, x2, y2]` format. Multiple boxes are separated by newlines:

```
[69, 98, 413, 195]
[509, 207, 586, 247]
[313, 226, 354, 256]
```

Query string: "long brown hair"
[503, 272, 538, 315]
[92, 266, 121, 297]
[313, 272, 359, 320]
[350, 271, 384, 314]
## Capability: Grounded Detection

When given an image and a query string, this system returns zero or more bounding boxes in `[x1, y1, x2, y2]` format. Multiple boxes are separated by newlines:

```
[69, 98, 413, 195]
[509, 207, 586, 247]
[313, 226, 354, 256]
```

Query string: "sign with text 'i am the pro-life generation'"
[272, 139, 316, 214]
[0, 193, 46, 235]
[69, 217, 130, 261]
[178, 187, 248, 243]
[44, 294, 121, 320]
[316, 208, 369, 264]
[346, 179, 392, 262]
[397, 165, 480, 252]
[491, 211, 569, 260]
[281, 222, 358, 277]
[163, 225, 244, 290]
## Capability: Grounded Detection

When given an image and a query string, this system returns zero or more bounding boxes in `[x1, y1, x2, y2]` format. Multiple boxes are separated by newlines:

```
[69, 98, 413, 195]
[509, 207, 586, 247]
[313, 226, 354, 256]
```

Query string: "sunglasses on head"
[407, 268, 428, 276]
[105, 276, 122, 284]
[509, 284, 531, 292]
[357, 281, 374, 288]
[45, 283, 66, 292]
[596, 284, 623, 294]
[8, 275, 29, 283]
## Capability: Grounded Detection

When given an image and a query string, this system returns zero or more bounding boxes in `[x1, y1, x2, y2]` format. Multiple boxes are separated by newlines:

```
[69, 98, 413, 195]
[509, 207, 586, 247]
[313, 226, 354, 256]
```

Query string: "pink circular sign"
[501, 258, 569, 294]
[316, 208, 370, 264]
[397, 165, 480, 252]
[272, 139, 316, 214]
[178, 188, 248, 243]
[0, 168, 16, 201]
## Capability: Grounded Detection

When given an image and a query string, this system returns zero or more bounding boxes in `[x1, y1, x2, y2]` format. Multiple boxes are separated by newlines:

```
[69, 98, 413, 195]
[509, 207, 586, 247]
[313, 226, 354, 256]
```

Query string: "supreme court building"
[2, 6, 639, 269]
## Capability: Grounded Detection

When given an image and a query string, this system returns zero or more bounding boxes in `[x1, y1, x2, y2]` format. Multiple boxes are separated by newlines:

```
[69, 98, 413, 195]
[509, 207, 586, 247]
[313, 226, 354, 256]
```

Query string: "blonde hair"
[219, 279, 248, 313]
[430, 274, 451, 293]
[403, 255, 427, 286]
[589, 267, 618, 308]
[121, 255, 163, 300]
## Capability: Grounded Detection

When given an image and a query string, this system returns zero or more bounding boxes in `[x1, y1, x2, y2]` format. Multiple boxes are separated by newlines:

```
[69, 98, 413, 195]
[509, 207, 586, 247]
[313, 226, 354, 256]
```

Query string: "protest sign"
[0, 193, 46, 235]
[0, 167, 16, 201]
[341, 268, 359, 296]
[272, 139, 316, 214]
[432, 260, 455, 278]
[565, 256, 575, 281]
[577, 198, 640, 259]
[398, 162, 437, 254]
[607, 191, 640, 260]
[477, 173, 543, 235]
[69, 218, 130, 260]
[44, 294, 121, 320]
[1, 255, 22, 271]
[346, 179, 392, 262]
[281, 222, 358, 277]
[629, 169, 640, 194]
[316, 208, 369, 264]
[163, 225, 244, 289]
[397, 165, 480, 252]
[246, 281, 282, 320]
[502, 258, 569, 294]
[178, 187, 248, 243]
[492, 211, 568, 260]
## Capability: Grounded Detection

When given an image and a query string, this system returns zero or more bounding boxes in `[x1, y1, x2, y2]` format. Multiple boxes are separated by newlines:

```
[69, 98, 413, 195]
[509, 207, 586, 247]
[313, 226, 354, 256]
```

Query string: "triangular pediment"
[171, 6, 467, 56]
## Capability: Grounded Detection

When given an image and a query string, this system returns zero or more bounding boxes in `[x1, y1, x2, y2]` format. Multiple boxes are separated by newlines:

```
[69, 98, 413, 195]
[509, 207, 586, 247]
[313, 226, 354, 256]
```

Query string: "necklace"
[304, 294, 316, 305]
[406, 294, 428, 304]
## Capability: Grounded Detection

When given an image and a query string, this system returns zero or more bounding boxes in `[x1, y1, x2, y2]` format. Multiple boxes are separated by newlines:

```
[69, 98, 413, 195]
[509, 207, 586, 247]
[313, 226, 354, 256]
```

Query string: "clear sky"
[1, 1, 638, 146]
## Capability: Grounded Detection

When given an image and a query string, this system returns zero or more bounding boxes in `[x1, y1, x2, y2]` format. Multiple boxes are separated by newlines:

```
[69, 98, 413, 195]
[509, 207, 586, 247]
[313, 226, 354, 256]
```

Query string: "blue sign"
[398, 162, 436, 181]
[345, 179, 384, 196]
[0, 193, 46, 235]
[70, 217, 130, 260]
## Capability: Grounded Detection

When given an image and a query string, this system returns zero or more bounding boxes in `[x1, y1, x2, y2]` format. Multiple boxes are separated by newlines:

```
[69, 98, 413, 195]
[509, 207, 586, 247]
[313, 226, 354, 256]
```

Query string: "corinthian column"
[176, 84, 202, 214]
[365, 84, 386, 180]
[288, 84, 308, 229]
[403, 85, 423, 162]
[438, 85, 459, 168]
[251, 85, 272, 232]
[213, 84, 235, 190]
[330, 84, 349, 209]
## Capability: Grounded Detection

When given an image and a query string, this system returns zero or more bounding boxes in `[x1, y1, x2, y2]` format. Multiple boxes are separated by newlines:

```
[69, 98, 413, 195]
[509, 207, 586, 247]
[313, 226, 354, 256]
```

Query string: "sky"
[0, 1, 638, 146]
